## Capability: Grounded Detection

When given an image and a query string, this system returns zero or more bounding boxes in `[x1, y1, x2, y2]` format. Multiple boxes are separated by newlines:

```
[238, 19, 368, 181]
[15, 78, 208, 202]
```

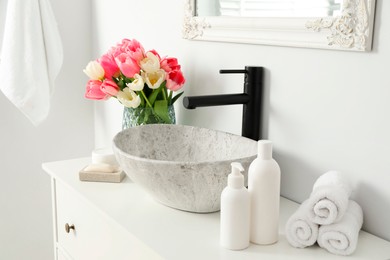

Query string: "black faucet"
[183, 66, 263, 141]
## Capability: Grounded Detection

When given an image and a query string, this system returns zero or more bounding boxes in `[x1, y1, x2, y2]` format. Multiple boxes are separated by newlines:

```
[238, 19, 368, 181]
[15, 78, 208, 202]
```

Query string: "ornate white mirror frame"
[182, 0, 376, 52]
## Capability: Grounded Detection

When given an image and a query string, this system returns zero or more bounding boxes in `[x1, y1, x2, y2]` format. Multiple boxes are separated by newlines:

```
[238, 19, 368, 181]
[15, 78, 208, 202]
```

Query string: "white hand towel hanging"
[0, 0, 63, 126]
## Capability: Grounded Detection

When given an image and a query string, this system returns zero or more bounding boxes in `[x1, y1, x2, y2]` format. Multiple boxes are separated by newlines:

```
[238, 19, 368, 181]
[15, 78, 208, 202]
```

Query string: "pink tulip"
[125, 39, 145, 62]
[101, 79, 120, 96]
[108, 39, 130, 57]
[85, 80, 109, 100]
[110, 39, 145, 64]
[161, 57, 181, 72]
[99, 54, 120, 79]
[115, 53, 140, 78]
[166, 70, 185, 91]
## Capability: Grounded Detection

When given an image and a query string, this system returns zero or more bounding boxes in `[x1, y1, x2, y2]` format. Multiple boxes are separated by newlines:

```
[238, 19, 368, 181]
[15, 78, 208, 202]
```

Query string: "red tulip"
[166, 70, 185, 91]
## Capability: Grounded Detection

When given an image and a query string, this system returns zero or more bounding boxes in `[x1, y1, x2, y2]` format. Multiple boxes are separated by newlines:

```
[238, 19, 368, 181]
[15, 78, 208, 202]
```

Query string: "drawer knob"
[65, 223, 75, 233]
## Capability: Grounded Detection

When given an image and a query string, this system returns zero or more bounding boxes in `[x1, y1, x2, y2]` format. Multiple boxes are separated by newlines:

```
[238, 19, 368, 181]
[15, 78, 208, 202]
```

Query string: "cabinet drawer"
[54, 180, 160, 260]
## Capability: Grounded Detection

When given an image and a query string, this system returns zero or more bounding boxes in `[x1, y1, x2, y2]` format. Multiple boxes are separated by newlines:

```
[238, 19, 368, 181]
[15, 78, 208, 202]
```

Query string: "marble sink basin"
[112, 124, 257, 213]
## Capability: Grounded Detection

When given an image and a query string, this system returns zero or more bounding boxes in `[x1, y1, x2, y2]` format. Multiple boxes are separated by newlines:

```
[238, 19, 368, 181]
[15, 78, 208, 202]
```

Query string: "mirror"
[196, 0, 343, 18]
[183, 0, 376, 51]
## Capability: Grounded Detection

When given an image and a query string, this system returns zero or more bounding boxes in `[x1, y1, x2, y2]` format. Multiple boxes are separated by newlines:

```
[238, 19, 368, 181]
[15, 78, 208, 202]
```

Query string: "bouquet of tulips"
[83, 38, 185, 124]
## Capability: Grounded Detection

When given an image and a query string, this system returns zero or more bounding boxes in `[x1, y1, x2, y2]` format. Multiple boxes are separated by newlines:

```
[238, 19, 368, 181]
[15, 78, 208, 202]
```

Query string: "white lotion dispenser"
[248, 140, 281, 245]
[220, 162, 250, 250]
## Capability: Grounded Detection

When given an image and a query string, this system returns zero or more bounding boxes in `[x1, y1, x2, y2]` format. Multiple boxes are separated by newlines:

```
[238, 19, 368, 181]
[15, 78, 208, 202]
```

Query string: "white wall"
[92, 0, 390, 241]
[0, 0, 93, 259]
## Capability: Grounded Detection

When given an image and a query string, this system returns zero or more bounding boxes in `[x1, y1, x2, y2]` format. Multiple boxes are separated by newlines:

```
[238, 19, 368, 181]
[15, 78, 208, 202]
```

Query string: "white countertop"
[43, 157, 390, 260]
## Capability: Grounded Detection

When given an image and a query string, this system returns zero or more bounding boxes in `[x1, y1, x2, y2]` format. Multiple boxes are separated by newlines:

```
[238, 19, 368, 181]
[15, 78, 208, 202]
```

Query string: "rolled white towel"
[317, 200, 363, 256]
[307, 171, 352, 225]
[285, 200, 319, 248]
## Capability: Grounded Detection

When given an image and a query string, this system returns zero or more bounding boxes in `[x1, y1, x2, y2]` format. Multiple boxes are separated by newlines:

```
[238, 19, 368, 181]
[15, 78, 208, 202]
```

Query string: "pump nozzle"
[228, 162, 245, 188]
[231, 162, 244, 174]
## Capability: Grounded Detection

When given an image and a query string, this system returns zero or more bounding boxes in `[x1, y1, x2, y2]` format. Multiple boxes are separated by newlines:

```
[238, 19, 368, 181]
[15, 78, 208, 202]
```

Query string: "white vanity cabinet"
[43, 157, 390, 260]
[46, 158, 162, 260]
[54, 180, 155, 259]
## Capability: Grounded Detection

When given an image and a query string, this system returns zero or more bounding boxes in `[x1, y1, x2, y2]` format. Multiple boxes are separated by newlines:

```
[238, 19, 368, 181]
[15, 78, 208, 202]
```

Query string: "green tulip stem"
[141, 90, 153, 108]
[162, 87, 167, 101]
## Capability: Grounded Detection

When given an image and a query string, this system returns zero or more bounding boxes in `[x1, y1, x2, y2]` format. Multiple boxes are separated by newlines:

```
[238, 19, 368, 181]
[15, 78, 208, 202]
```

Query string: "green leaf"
[163, 86, 168, 101]
[148, 86, 161, 106]
[154, 100, 171, 123]
[117, 79, 125, 91]
[168, 90, 173, 104]
[123, 78, 130, 84]
[170, 91, 184, 105]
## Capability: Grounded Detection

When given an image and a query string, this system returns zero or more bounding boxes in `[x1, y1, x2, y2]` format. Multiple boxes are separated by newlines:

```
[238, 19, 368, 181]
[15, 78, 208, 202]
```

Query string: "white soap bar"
[83, 163, 118, 173]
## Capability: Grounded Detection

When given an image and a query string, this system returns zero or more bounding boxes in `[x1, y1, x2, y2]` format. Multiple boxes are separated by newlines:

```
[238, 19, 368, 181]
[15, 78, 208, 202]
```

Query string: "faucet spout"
[183, 93, 250, 109]
[183, 66, 263, 141]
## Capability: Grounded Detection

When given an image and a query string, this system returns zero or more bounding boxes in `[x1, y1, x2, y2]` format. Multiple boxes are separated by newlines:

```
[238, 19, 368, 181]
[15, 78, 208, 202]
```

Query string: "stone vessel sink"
[113, 124, 257, 213]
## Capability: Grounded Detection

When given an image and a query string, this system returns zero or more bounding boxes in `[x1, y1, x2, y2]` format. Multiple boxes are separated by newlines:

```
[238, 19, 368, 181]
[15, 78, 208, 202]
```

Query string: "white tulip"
[140, 52, 160, 73]
[83, 60, 105, 80]
[142, 69, 166, 89]
[117, 87, 141, 108]
[126, 74, 144, 91]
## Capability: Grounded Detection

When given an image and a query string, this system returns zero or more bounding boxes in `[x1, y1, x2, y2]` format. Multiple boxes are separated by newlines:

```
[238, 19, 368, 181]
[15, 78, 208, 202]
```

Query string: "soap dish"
[79, 166, 125, 183]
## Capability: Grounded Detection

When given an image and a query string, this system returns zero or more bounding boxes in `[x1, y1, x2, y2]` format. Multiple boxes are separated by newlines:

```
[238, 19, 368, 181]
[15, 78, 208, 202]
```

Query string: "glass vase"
[122, 105, 176, 129]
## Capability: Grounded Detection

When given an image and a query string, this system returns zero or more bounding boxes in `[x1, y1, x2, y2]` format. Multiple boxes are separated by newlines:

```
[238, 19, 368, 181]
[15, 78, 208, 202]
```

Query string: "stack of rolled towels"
[285, 171, 363, 256]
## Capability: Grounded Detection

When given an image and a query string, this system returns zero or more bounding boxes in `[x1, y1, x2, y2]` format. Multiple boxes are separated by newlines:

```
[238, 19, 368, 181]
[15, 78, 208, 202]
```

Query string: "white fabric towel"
[317, 200, 363, 256]
[285, 199, 319, 248]
[0, 0, 63, 126]
[307, 171, 352, 225]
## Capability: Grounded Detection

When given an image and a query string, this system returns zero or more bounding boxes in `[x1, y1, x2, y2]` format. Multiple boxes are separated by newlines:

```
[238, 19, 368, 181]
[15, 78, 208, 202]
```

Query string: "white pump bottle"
[248, 140, 281, 245]
[220, 162, 250, 250]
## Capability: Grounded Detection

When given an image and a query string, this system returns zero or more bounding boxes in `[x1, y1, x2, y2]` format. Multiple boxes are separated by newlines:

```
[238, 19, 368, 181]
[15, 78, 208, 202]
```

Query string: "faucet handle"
[219, 69, 247, 74]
